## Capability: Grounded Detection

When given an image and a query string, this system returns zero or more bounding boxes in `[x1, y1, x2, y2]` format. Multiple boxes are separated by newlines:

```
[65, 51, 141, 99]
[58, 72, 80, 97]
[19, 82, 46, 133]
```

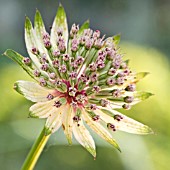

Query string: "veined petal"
[62, 105, 74, 145]
[101, 72, 150, 91]
[99, 108, 153, 134]
[29, 99, 57, 118]
[3, 50, 35, 79]
[34, 10, 53, 64]
[25, 17, 41, 68]
[107, 91, 153, 109]
[14, 80, 54, 102]
[73, 120, 96, 158]
[113, 34, 121, 46]
[104, 34, 121, 48]
[136, 72, 150, 81]
[34, 9, 46, 40]
[133, 91, 154, 101]
[83, 110, 121, 152]
[45, 105, 64, 135]
[50, 4, 68, 50]
[77, 20, 90, 37]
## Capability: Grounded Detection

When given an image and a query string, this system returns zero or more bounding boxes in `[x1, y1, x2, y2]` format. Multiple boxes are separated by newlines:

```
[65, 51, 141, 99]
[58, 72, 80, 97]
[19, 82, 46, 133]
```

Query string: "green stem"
[21, 127, 51, 170]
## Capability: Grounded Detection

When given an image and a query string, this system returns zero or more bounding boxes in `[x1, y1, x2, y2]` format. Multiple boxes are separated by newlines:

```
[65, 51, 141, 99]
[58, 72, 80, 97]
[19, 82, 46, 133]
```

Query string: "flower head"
[4, 4, 153, 158]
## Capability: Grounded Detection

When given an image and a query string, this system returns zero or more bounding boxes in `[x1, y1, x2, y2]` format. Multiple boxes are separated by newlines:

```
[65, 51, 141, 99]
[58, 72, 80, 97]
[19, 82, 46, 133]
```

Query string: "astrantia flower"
[4, 5, 153, 158]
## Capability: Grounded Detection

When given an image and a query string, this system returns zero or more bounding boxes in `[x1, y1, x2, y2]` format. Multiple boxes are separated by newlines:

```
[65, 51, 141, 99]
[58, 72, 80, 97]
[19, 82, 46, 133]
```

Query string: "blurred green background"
[0, 0, 170, 170]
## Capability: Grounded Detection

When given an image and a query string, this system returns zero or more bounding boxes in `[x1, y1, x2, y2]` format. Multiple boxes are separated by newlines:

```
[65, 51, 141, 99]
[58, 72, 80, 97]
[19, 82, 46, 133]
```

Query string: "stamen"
[107, 123, 116, 131]
[62, 54, 70, 61]
[125, 84, 136, 92]
[71, 38, 79, 52]
[89, 63, 97, 72]
[42, 32, 50, 39]
[39, 78, 47, 87]
[40, 54, 47, 64]
[76, 94, 86, 103]
[73, 115, 81, 122]
[47, 94, 54, 100]
[76, 56, 84, 65]
[54, 100, 62, 108]
[100, 99, 109, 107]
[41, 63, 49, 71]
[106, 78, 116, 86]
[94, 38, 104, 49]
[112, 59, 121, 69]
[93, 30, 100, 38]
[57, 37, 66, 52]
[114, 114, 123, 121]
[70, 100, 78, 108]
[52, 50, 60, 58]
[92, 86, 100, 93]
[59, 65, 67, 73]
[49, 72, 56, 79]
[23, 57, 31, 65]
[106, 48, 116, 60]
[92, 115, 100, 121]
[117, 72, 124, 77]
[68, 87, 77, 97]
[124, 96, 134, 103]
[31, 47, 39, 55]
[90, 104, 97, 110]
[52, 59, 60, 68]
[116, 77, 124, 85]
[108, 68, 116, 76]
[120, 62, 127, 69]
[112, 89, 121, 98]
[91, 73, 98, 83]
[44, 40, 51, 49]
[122, 104, 131, 110]
[69, 71, 77, 80]
[98, 50, 107, 60]
[96, 60, 105, 69]
[34, 70, 41, 77]
[85, 37, 93, 49]
[57, 28, 63, 36]
[70, 24, 79, 38]
[80, 73, 89, 83]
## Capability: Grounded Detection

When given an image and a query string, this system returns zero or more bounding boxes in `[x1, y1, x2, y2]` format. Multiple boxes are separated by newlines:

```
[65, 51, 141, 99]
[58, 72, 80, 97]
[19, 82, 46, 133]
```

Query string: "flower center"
[53, 80, 87, 107]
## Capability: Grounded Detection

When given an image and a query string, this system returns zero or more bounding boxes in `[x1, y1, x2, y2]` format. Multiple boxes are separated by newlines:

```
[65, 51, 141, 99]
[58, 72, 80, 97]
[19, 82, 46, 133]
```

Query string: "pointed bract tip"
[58, 3, 64, 10]
[25, 16, 29, 20]
[113, 142, 121, 152]
[67, 139, 72, 146]
[145, 72, 150, 76]
[3, 49, 14, 57]
[35, 8, 40, 15]
[148, 127, 154, 135]
[28, 112, 39, 118]
[25, 16, 31, 25]
[86, 19, 90, 23]
[59, 2, 62, 7]
[2, 49, 9, 56]
[115, 33, 121, 37]
[117, 146, 122, 152]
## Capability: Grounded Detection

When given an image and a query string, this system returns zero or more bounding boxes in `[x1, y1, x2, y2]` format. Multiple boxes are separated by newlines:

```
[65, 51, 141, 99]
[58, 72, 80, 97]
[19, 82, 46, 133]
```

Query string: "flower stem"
[21, 127, 51, 170]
